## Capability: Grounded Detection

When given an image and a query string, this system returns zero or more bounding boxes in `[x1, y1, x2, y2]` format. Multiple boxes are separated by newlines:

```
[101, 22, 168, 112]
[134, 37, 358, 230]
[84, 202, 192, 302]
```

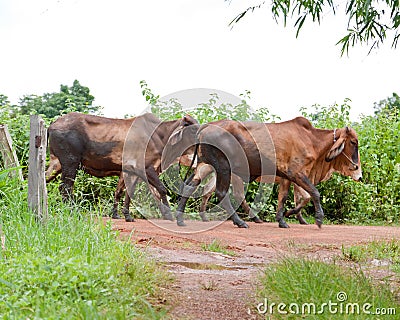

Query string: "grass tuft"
[256, 258, 400, 319]
[201, 239, 236, 256]
[342, 239, 400, 269]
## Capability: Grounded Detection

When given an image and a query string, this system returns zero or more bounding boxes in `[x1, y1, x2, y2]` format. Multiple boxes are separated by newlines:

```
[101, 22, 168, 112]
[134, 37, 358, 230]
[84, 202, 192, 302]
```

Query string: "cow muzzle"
[351, 169, 363, 182]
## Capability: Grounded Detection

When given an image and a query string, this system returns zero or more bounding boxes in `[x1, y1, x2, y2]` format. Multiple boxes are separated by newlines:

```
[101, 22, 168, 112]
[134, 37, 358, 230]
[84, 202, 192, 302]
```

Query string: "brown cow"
[46, 112, 198, 221]
[175, 117, 362, 228]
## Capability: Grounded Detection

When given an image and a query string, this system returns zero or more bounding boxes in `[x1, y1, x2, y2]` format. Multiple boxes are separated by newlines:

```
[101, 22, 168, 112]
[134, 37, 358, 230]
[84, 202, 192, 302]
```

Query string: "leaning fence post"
[0, 124, 23, 180]
[28, 115, 48, 222]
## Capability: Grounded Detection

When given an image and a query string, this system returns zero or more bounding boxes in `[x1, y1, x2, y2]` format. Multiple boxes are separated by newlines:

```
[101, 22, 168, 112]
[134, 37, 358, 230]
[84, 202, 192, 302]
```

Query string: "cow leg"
[59, 161, 79, 202]
[214, 171, 248, 228]
[199, 191, 212, 222]
[198, 171, 217, 222]
[241, 200, 263, 223]
[123, 175, 141, 222]
[122, 192, 134, 222]
[176, 175, 202, 226]
[199, 144, 248, 228]
[145, 167, 173, 221]
[231, 174, 262, 223]
[112, 175, 125, 219]
[284, 184, 310, 225]
[291, 175, 323, 228]
[176, 163, 215, 226]
[45, 154, 62, 183]
[276, 178, 291, 228]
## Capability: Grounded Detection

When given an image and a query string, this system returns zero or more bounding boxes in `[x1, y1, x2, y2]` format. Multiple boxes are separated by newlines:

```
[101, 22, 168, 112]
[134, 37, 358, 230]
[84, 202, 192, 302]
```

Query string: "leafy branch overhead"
[227, 0, 400, 54]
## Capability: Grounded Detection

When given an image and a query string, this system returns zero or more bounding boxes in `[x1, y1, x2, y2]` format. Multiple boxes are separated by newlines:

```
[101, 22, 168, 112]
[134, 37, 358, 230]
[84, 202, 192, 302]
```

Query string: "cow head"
[325, 127, 362, 181]
[168, 114, 199, 146]
[162, 115, 200, 171]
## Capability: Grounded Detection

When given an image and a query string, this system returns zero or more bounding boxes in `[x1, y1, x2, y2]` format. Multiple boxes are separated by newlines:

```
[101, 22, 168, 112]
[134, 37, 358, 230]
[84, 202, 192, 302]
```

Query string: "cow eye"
[350, 140, 357, 146]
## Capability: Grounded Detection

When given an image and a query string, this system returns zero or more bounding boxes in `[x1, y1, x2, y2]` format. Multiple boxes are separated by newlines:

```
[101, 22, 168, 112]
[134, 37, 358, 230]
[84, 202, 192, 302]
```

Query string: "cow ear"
[168, 129, 183, 146]
[325, 137, 345, 162]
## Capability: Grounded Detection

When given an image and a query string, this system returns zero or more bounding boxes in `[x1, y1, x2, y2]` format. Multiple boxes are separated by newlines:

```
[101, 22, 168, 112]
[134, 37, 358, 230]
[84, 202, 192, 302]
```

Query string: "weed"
[200, 279, 219, 291]
[342, 239, 400, 271]
[201, 239, 236, 256]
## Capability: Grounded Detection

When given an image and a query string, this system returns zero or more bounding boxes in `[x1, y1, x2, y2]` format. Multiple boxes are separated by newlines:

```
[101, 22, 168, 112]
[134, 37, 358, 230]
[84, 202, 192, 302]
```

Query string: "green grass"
[256, 258, 400, 319]
[0, 178, 168, 319]
[201, 239, 236, 256]
[342, 239, 400, 272]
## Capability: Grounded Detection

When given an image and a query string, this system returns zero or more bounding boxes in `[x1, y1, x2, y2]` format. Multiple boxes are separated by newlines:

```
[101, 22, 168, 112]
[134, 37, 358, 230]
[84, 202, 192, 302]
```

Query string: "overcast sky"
[1, 0, 399, 121]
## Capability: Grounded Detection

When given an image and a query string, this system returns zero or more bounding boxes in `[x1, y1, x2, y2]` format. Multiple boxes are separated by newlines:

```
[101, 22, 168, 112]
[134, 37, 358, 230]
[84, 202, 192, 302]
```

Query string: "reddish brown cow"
[46, 112, 198, 221]
[175, 117, 362, 228]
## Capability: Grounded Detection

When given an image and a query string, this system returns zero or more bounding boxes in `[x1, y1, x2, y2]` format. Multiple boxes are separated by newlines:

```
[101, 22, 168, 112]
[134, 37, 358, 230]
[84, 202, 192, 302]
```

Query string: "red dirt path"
[109, 218, 400, 320]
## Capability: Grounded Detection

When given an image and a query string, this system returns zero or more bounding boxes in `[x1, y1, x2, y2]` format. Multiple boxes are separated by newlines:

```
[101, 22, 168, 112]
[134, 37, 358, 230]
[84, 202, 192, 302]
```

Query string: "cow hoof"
[199, 212, 209, 222]
[251, 216, 263, 223]
[234, 221, 249, 228]
[125, 216, 135, 222]
[177, 220, 187, 227]
[111, 213, 122, 219]
[278, 221, 290, 228]
[316, 220, 323, 228]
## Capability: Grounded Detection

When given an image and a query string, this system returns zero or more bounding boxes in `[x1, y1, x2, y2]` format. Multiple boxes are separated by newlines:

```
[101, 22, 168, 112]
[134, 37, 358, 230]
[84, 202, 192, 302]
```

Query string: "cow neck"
[310, 128, 339, 184]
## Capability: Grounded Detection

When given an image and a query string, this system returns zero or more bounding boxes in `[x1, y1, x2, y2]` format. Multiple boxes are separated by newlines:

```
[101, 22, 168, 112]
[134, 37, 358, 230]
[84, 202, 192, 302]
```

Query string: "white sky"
[1, 0, 399, 121]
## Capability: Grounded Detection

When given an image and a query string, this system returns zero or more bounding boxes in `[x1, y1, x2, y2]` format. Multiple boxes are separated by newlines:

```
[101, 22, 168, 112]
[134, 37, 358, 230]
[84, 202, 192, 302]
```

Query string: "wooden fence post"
[28, 115, 48, 222]
[0, 124, 23, 180]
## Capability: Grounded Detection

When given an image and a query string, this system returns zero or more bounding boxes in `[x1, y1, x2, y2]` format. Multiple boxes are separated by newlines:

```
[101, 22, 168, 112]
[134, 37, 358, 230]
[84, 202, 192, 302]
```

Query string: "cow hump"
[292, 116, 313, 129]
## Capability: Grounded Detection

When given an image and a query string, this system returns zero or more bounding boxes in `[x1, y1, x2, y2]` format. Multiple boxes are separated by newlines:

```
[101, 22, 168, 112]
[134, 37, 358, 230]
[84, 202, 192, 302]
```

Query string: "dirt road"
[110, 218, 400, 320]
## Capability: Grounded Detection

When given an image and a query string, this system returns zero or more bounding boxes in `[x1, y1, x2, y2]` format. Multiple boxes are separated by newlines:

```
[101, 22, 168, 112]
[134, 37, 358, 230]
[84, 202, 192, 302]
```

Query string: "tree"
[374, 92, 400, 117]
[0, 95, 10, 108]
[17, 80, 101, 119]
[227, 0, 400, 54]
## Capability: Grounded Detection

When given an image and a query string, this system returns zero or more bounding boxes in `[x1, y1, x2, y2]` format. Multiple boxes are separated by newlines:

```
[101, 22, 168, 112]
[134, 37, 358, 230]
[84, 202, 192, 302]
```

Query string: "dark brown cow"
[46, 112, 198, 221]
[175, 117, 362, 228]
